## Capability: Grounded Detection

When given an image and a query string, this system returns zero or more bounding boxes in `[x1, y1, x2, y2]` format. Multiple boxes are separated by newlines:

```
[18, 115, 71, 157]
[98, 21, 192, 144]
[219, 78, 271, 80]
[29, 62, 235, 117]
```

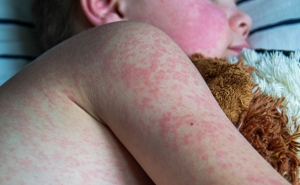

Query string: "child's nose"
[229, 10, 252, 39]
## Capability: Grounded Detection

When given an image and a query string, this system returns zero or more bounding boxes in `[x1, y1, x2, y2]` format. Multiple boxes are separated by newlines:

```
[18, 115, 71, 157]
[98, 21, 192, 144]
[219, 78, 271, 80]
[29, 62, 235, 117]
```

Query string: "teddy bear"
[190, 50, 300, 185]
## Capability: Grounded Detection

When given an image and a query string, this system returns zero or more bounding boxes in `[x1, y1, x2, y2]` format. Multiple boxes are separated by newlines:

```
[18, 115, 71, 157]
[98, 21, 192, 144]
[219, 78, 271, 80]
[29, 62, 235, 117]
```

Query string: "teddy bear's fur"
[191, 54, 254, 125]
[240, 90, 300, 184]
[191, 54, 300, 185]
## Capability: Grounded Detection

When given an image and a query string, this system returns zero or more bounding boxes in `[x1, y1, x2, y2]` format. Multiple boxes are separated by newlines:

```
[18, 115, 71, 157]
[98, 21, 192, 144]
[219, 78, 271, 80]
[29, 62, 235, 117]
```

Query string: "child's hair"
[32, 0, 78, 51]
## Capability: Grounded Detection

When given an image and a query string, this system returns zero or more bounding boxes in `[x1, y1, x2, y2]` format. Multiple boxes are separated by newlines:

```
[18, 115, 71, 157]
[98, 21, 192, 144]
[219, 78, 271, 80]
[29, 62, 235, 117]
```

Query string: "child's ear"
[80, 0, 124, 26]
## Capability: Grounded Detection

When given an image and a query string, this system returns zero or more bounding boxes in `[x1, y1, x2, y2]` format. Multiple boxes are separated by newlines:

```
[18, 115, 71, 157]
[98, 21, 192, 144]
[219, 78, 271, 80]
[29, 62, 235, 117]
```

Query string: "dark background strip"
[0, 19, 34, 28]
[250, 18, 300, 36]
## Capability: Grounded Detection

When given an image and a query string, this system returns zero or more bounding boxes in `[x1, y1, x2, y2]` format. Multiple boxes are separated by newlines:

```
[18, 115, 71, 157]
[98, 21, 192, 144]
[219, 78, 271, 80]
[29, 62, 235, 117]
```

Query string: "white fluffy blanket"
[230, 49, 300, 134]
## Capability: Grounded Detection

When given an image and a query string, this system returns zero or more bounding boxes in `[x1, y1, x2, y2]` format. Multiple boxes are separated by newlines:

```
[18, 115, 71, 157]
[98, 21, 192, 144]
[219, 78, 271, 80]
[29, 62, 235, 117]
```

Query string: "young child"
[0, 0, 291, 184]
[33, 0, 252, 58]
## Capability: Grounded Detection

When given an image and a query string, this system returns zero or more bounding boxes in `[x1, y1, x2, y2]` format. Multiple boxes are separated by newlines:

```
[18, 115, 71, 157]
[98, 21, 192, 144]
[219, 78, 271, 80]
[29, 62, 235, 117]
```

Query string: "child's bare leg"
[0, 21, 289, 184]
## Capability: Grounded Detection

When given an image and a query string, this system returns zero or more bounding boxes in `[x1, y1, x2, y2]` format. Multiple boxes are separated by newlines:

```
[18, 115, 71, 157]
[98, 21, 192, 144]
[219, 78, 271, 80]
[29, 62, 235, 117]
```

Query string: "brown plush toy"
[191, 53, 300, 185]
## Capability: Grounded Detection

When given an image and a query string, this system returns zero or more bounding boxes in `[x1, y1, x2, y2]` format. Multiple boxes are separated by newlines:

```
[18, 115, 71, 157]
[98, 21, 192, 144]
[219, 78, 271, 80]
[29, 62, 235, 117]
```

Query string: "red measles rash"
[16, 110, 32, 124]
[172, 1, 227, 56]
[121, 55, 198, 114]
[21, 90, 44, 111]
[62, 89, 76, 100]
[154, 69, 169, 83]
[156, 112, 198, 151]
[199, 122, 219, 139]
[159, 113, 196, 134]
[140, 97, 155, 110]
[183, 133, 194, 145]
[227, 134, 236, 142]
[99, 52, 120, 82]
[53, 152, 63, 161]
[36, 151, 50, 162]
[197, 130, 207, 141]
[246, 172, 284, 185]
[208, 166, 216, 174]
[8, 147, 16, 153]
[81, 171, 93, 183]
[268, 179, 284, 185]
[247, 175, 269, 184]
[173, 71, 189, 85]
[122, 61, 152, 89]
[19, 158, 33, 169]
[171, 84, 183, 91]
[120, 27, 186, 94]
[193, 79, 200, 86]
[19, 181, 27, 185]
[201, 153, 209, 162]
[64, 155, 83, 167]
[216, 151, 228, 159]
[219, 162, 232, 170]
[187, 94, 204, 107]
[59, 138, 77, 150]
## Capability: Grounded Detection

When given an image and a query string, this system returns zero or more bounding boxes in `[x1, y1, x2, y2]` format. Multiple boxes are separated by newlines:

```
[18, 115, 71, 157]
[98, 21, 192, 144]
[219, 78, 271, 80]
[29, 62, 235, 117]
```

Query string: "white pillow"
[238, 0, 300, 50]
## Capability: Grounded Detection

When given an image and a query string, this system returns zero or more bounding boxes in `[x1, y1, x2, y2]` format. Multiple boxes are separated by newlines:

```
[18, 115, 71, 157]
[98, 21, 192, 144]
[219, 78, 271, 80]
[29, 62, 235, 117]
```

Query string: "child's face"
[121, 0, 252, 58]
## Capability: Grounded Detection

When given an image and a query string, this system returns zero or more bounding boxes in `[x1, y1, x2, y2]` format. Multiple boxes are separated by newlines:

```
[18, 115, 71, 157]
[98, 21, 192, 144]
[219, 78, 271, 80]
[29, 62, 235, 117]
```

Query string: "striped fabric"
[237, 0, 300, 50]
[0, 0, 42, 85]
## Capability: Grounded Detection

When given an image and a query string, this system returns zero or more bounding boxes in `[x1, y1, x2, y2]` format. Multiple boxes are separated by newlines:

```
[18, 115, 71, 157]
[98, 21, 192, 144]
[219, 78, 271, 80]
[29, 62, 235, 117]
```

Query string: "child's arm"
[0, 21, 289, 184]
[73, 21, 289, 184]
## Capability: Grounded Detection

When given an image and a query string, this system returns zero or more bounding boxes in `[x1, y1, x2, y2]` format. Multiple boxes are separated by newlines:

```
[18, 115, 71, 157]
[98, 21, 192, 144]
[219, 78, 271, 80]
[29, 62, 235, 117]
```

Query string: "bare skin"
[0, 22, 290, 184]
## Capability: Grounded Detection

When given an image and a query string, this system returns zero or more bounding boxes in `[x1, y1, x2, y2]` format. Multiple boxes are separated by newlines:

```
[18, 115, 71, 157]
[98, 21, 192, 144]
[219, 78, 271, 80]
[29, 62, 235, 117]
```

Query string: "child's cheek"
[169, 3, 229, 57]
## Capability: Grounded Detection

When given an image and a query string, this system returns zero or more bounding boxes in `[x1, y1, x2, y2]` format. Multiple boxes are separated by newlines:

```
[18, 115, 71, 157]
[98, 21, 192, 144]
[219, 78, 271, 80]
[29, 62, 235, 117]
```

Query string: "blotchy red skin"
[121, 0, 252, 57]
[0, 22, 288, 185]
